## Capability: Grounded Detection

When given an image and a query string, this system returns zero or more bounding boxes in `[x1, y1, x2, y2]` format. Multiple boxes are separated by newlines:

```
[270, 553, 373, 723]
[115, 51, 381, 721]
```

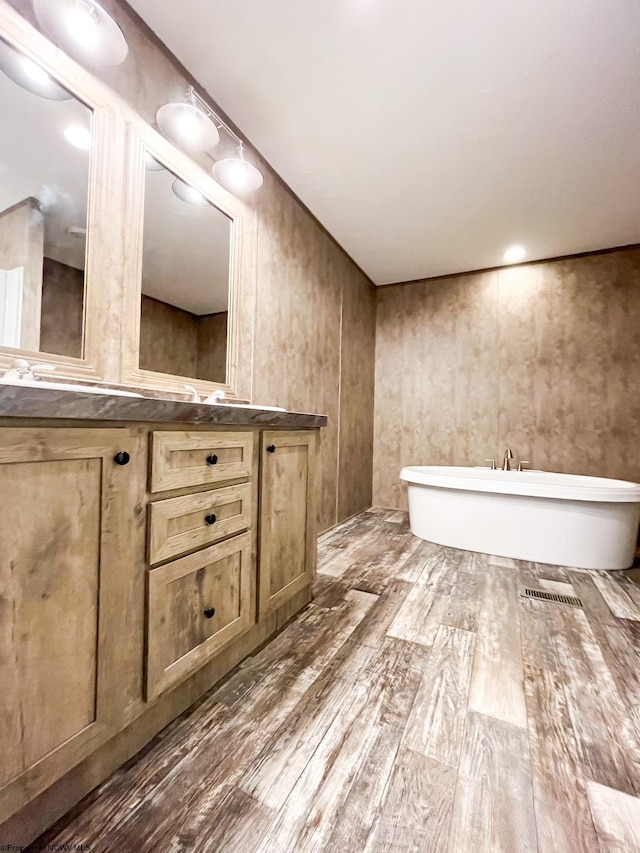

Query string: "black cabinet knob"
[204, 514, 217, 526]
[206, 454, 218, 465]
[203, 607, 215, 619]
[114, 451, 130, 466]
[266, 445, 276, 453]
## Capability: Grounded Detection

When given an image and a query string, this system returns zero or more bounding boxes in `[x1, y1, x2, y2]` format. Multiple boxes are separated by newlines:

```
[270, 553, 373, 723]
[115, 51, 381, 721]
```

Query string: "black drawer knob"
[114, 451, 130, 466]
[206, 454, 218, 465]
[204, 514, 217, 526]
[266, 445, 276, 453]
[203, 607, 215, 619]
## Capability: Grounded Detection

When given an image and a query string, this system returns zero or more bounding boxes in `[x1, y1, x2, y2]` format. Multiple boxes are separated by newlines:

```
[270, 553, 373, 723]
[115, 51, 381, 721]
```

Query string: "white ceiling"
[129, 0, 640, 285]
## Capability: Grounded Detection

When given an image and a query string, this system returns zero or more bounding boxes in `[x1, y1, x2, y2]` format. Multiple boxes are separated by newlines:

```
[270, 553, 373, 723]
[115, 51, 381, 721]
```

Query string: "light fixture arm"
[186, 86, 243, 148]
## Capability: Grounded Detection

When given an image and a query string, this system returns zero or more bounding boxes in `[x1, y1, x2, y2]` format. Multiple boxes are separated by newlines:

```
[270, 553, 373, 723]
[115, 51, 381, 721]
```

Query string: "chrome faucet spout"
[502, 447, 514, 471]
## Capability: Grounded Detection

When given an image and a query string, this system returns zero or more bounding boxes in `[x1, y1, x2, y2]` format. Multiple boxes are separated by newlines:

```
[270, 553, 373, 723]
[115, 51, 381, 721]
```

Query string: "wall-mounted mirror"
[0, 36, 91, 359]
[138, 151, 231, 385]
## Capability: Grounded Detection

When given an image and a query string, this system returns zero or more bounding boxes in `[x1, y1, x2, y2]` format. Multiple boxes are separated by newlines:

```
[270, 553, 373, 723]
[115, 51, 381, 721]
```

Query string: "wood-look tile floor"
[40, 508, 640, 852]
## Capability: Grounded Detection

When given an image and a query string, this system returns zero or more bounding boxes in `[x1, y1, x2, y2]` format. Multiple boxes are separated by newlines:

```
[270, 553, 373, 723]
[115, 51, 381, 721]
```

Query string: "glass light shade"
[171, 178, 210, 207]
[144, 152, 165, 171]
[156, 102, 220, 153]
[212, 157, 264, 193]
[32, 0, 129, 68]
[0, 39, 72, 100]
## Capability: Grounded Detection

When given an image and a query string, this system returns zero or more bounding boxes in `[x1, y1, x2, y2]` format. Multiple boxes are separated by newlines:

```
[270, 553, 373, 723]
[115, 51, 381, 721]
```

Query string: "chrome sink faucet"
[502, 447, 514, 471]
[2, 358, 56, 382]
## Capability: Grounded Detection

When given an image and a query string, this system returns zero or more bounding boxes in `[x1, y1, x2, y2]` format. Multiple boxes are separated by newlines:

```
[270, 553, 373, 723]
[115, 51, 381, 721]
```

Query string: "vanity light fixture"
[63, 124, 91, 150]
[171, 177, 210, 207]
[503, 245, 527, 264]
[213, 141, 264, 193]
[0, 39, 72, 100]
[157, 86, 264, 193]
[32, 0, 129, 68]
[156, 87, 220, 153]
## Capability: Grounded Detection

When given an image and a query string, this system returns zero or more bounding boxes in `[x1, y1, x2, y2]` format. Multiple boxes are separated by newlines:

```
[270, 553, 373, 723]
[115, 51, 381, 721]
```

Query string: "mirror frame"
[120, 120, 251, 400]
[0, 1, 255, 401]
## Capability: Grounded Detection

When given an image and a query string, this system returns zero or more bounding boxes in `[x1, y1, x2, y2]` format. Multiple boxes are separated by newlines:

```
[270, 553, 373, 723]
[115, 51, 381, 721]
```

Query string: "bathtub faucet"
[502, 447, 514, 471]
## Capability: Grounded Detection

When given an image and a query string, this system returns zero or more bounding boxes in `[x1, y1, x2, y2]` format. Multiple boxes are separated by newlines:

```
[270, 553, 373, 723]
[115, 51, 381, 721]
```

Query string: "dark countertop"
[0, 384, 327, 428]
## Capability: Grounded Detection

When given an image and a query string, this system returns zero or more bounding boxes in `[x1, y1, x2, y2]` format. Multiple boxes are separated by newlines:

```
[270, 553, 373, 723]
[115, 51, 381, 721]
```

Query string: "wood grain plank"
[325, 642, 429, 852]
[447, 711, 537, 853]
[468, 567, 528, 728]
[239, 643, 375, 810]
[386, 548, 461, 647]
[402, 625, 476, 767]
[293, 639, 427, 852]
[254, 640, 412, 853]
[440, 569, 483, 633]
[587, 781, 640, 853]
[519, 598, 559, 672]
[592, 572, 640, 622]
[524, 662, 601, 853]
[548, 603, 640, 796]
[364, 749, 457, 853]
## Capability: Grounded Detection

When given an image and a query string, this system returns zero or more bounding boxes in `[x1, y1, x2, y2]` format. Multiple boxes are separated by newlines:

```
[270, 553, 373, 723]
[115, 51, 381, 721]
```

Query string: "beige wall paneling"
[252, 172, 343, 531]
[374, 271, 499, 508]
[197, 311, 228, 382]
[39, 260, 84, 358]
[497, 250, 640, 481]
[373, 247, 640, 509]
[139, 295, 199, 379]
[338, 266, 376, 522]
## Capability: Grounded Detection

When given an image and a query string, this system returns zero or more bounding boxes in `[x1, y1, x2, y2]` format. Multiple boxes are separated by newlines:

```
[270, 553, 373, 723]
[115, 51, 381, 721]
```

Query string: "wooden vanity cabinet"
[145, 429, 258, 700]
[0, 427, 144, 822]
[0, 421, 319, 838]
[258, 430, 318, 618]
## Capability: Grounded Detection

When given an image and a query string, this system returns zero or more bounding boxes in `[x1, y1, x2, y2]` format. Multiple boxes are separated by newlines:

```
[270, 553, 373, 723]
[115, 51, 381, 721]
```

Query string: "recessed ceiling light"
[503, 245, 527, 264]
[64, 124, 91, 150]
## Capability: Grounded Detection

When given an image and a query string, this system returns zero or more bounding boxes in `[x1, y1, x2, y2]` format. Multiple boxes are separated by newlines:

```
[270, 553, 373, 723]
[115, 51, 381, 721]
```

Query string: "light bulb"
[179, 110, 201, 141]
[20, 56, 50, 86]
[65, 1, 100, 46]
[503, 245, 527, 264]
[64, 124, 91, 150]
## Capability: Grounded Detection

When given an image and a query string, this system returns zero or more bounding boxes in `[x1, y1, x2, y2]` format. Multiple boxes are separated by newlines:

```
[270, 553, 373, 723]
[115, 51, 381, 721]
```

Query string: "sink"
[0, 379, 143, 397]
[217, 402, 287, 412]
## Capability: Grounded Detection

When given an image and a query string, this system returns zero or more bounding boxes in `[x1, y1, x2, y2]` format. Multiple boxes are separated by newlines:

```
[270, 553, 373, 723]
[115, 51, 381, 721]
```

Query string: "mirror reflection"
[139, 155, 231, 385]
[0, 37, 91, 358]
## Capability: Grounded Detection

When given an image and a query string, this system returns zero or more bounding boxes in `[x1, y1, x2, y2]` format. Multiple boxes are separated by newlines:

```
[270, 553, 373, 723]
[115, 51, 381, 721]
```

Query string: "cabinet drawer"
[149, 483, 252, 564]
[146, 532, 254, 700]
[150, 431, 254, 493]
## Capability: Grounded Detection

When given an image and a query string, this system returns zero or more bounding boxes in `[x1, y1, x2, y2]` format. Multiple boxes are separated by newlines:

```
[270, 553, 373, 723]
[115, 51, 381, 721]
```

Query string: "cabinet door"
[258, 430, 317, 619]
[146, 532, 254, 700]
[0, 428, 140, 822]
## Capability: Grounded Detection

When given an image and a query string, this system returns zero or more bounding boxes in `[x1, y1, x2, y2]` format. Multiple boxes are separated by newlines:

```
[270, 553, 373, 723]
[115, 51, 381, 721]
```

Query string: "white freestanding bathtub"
[400, 466, 640, 571]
